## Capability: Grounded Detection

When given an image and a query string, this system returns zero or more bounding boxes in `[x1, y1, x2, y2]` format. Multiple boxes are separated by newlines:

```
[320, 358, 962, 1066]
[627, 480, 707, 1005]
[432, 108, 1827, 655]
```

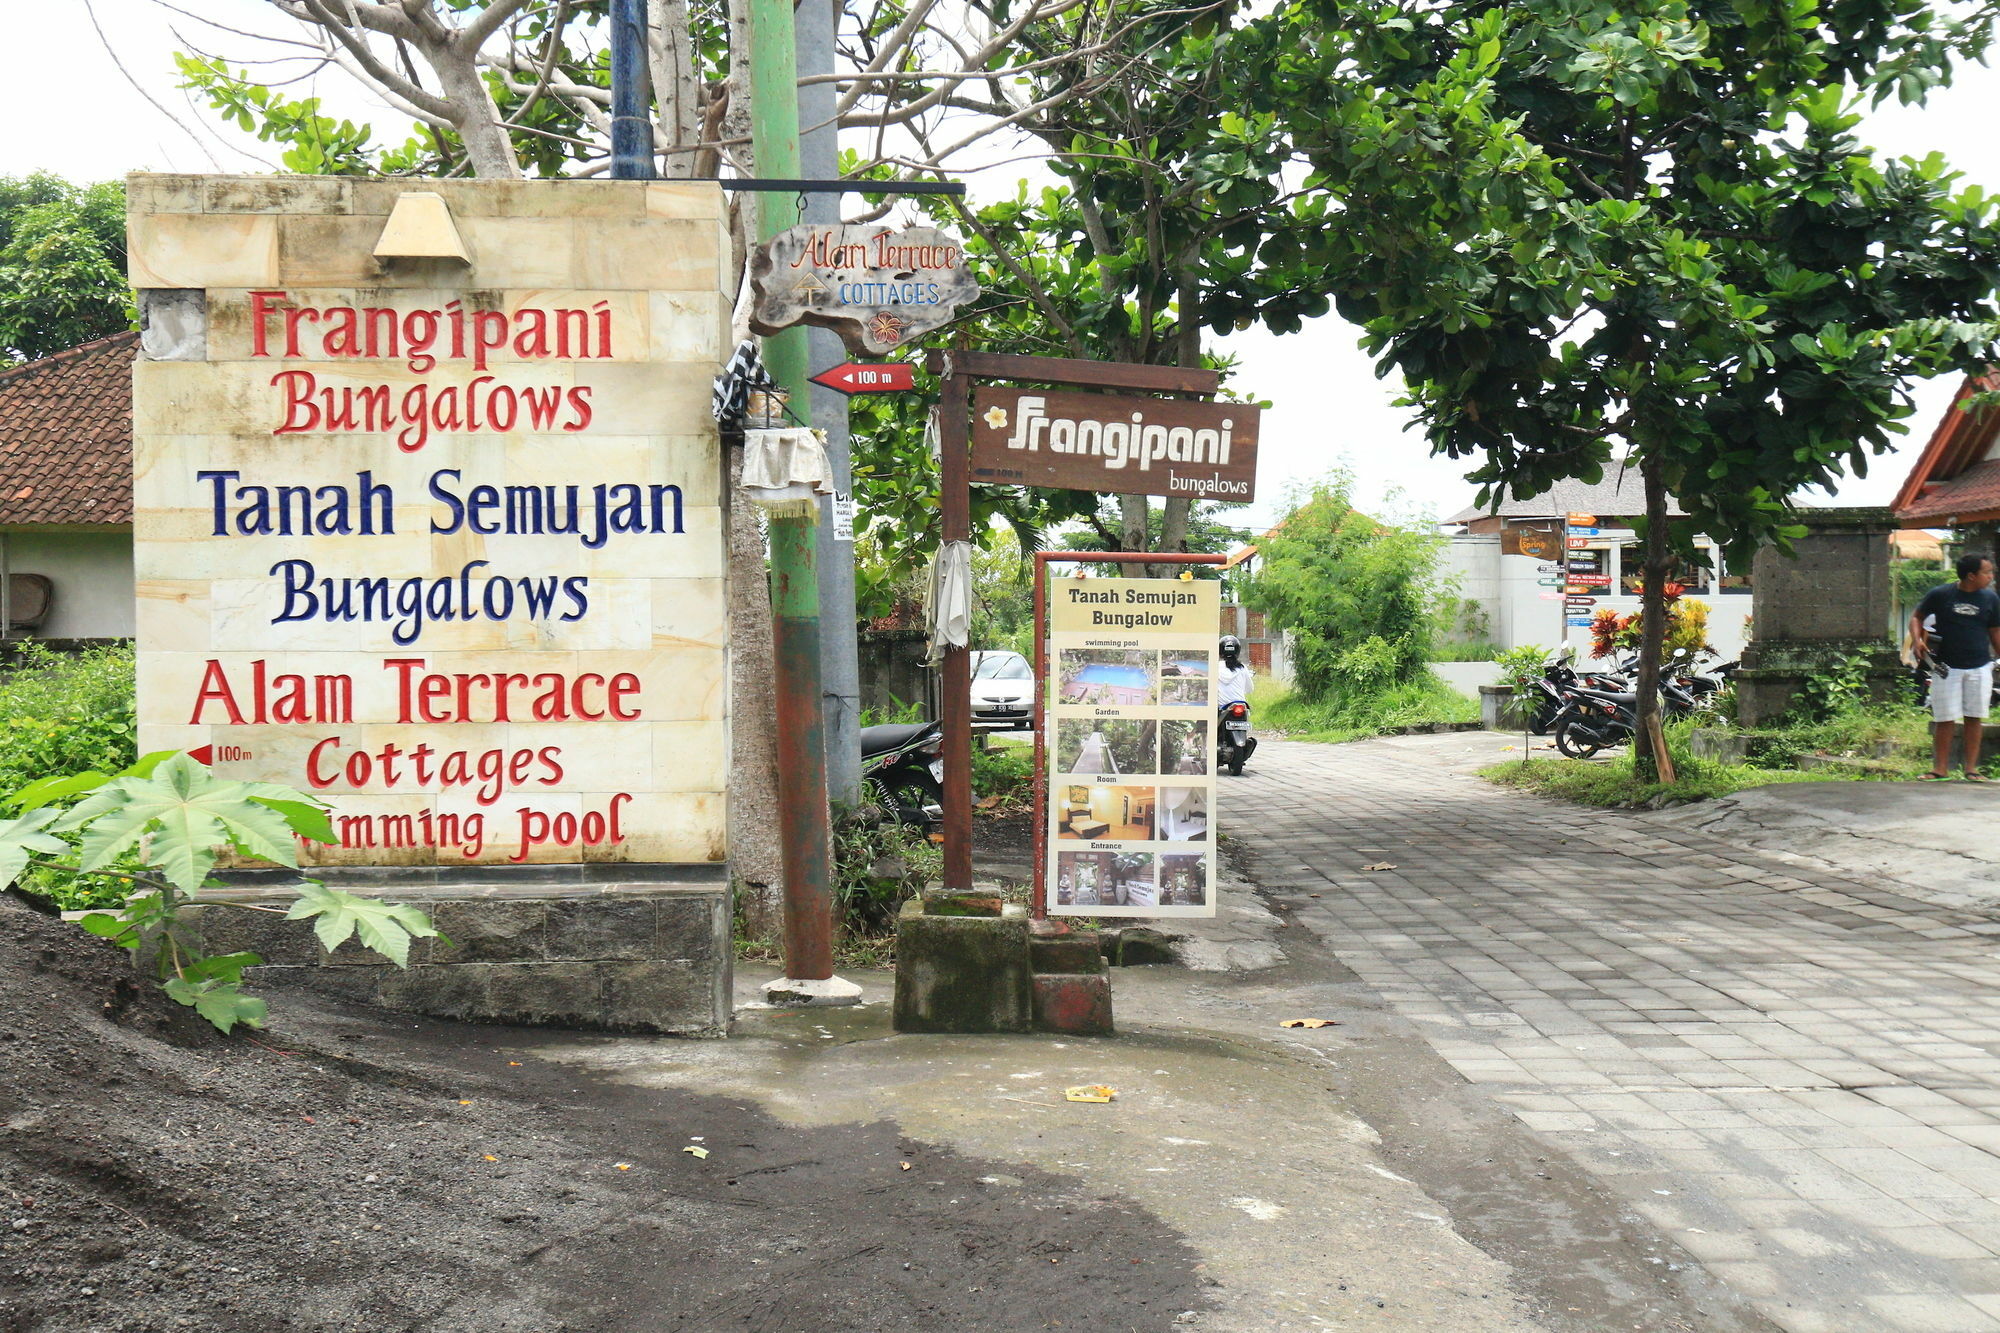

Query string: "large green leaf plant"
[0, 752, 438, 1034]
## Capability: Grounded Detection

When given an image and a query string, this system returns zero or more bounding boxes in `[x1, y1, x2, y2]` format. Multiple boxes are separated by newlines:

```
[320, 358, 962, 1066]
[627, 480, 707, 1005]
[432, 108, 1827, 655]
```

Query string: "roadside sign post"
[927, 351, 1253, 899]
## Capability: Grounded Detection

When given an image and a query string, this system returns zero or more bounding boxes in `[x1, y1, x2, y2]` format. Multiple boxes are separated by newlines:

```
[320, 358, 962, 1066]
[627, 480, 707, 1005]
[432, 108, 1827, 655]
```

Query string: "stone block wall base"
[186, 880, 731, 1036]
[891, 899, 1033, 1033]
[1031, 972, 1115, 1036]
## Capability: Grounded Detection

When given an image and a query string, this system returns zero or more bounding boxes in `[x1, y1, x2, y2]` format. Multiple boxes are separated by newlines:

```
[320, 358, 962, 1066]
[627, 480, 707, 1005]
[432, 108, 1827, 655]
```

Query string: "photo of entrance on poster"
[1044, 575, 1219, 918]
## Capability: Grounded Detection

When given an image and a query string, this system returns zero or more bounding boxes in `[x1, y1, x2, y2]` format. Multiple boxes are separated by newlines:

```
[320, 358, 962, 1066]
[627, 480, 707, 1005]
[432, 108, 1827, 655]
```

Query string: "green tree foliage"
[0, 174, 131, 363]
[1242, 473, 1446, 702]
[176, 57, 434, 176]
[1243, 0, 2000, 773]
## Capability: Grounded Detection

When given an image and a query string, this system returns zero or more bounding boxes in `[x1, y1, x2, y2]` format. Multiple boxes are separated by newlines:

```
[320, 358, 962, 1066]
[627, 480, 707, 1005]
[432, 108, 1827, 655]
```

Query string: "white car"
[971, 650, 1035, 730]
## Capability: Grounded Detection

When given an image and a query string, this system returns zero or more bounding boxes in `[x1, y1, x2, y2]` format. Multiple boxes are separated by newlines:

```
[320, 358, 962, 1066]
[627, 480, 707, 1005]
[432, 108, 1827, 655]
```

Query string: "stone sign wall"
[1737, 506, 1903, 725]
[128, 175, 736, 1031]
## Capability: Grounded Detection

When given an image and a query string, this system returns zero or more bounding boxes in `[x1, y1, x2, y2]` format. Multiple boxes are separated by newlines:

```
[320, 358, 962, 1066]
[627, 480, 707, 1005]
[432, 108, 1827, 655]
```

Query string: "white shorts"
[1931, 663, 1995, 723]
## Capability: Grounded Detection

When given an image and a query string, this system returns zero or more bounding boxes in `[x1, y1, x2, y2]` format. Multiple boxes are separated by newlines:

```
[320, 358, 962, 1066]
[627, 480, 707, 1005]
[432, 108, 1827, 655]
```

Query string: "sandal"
[1965, 772, 1992, 783]
[1919, 771, 1952, 781]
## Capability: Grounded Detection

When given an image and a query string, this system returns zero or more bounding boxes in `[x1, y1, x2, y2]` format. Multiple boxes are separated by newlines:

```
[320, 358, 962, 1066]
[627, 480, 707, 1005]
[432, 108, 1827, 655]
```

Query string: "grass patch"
[1429, 640, 1504, 662]
[1482, 755, 1835, 808]
[1481, 710, 1940, 808]
[1259, 673, 1478, 744]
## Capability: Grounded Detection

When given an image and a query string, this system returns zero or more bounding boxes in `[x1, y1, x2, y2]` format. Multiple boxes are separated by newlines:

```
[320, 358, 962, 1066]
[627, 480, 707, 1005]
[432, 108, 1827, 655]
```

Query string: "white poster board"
[1045, 577, 1219, 917]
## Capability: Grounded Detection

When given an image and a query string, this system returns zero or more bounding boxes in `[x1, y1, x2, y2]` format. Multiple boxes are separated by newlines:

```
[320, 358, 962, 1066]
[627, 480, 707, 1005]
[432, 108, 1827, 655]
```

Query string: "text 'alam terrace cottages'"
[0, 332, 139, 645]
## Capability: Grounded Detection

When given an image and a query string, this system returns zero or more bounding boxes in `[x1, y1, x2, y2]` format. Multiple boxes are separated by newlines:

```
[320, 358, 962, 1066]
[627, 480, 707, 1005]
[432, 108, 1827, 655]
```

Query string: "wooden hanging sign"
[750, 224, 980, 354]
[968, 387, 1260, 501]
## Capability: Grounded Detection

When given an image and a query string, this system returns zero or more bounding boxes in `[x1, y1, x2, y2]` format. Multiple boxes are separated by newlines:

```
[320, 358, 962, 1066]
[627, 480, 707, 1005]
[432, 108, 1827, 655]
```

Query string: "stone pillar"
[1736, 506, 1904, 725]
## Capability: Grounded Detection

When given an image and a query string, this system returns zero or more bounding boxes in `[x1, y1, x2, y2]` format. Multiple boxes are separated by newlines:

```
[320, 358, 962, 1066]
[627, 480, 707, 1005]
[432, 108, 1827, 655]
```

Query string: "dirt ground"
[0, 893, 1206, 1333]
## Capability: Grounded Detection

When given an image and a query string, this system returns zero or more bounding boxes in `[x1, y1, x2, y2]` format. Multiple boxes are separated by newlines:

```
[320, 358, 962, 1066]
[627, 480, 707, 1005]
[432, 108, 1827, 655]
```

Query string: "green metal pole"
[748, 3, 838, 986]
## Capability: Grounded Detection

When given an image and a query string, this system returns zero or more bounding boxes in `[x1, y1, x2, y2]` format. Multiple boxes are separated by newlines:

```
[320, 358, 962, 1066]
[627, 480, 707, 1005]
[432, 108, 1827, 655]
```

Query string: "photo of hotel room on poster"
[1046, 577, 1218, 918]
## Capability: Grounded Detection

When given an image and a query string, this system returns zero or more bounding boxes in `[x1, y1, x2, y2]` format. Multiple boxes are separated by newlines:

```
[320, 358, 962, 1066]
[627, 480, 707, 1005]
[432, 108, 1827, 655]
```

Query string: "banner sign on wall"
[1044, 577, 1220, 918]
[128, 175, 731, 870]
[970, 387, 1260, 503]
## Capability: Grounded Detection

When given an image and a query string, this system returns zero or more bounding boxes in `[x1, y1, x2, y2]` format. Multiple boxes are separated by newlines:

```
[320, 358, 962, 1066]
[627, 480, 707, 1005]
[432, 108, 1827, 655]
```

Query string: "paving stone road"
[1229, 734, 2000, 1333]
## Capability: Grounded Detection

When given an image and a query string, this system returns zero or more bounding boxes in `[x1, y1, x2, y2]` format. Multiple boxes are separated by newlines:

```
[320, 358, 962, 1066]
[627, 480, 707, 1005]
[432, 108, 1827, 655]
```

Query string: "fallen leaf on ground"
[1361, 862, 1397, 872]
[682, 1146, 709, 1159]
[615, 1163, 632, 1171]
[899, 1161, 913, 1171]
[1064, 1085, 1116, 1104]
[482, 1154, 498, 1162]
[507, 1061, 522, 1067]
[1279, 1018, 1338, 1029]
[457, 1100, 471, 1106]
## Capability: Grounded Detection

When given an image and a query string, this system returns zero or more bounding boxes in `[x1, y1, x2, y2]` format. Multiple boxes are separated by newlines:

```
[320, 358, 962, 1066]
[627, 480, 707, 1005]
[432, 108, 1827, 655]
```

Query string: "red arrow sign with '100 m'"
[810, 361, 916, 394]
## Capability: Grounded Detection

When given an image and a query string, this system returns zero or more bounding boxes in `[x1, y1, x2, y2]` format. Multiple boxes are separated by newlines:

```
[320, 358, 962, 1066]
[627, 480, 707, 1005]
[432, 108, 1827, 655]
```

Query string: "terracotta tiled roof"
[0, 332, 137, 528]
[1894, 373, 2000, 522]
[1900, 457, 2000, 526]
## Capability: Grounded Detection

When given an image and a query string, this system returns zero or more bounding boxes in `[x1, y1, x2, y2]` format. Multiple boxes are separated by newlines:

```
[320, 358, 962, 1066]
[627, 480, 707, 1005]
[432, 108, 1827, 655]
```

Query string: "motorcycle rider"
[1217, 635, 1257, 771]
[1217, 635, 1253, 707]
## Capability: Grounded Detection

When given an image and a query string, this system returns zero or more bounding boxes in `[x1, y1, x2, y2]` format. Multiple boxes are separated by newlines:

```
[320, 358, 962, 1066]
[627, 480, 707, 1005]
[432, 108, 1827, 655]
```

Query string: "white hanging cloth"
[740, 427, 835, 520]
[927, 539, 972, 662]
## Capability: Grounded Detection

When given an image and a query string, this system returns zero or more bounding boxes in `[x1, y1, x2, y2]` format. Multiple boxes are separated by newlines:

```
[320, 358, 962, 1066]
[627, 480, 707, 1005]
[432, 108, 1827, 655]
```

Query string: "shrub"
[1261, 674, 1476, 742]
[1494, 643, 1551, 693]
[0, 643, 136, 795]
[971, 742, 1034, 806]
[1242, 471, 1448, 703]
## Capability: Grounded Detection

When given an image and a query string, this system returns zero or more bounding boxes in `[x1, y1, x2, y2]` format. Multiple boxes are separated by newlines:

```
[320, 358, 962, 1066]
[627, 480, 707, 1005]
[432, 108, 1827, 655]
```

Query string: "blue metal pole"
[609, 0, 654, 180]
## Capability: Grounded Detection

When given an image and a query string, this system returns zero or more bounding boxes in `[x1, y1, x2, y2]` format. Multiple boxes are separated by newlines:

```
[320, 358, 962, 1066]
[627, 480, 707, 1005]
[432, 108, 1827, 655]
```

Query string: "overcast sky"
[11, 0, 2000, 529]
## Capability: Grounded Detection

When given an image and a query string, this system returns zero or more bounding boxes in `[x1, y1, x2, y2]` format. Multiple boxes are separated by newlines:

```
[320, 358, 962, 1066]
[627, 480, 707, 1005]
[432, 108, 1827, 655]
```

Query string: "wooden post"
[936, 360, 974, 892]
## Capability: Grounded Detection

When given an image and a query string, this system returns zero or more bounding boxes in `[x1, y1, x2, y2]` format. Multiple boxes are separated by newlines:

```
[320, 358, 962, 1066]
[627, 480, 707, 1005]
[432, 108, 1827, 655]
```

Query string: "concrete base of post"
[761, 975, 865, 1007]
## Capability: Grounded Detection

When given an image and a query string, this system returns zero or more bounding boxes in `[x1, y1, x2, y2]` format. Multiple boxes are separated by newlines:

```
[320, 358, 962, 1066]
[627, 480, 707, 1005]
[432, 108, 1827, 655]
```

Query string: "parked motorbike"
[1551, 674, 1700, 760]
[1217, 700, 1257, 776]
[1525, 645, 1582, 734]
[1674, 650, 1738, 706]
[859, 720, 943, 828]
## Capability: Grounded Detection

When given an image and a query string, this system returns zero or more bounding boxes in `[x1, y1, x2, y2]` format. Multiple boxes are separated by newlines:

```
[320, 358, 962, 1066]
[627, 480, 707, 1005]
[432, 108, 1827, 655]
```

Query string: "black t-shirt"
[1917, 583, 2000, 669]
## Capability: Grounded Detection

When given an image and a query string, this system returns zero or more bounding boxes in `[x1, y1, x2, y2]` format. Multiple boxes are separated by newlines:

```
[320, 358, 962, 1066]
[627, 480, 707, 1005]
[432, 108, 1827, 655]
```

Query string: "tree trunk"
[649, 0, 701, 177]
[1119, 495, 1151, 558]
[433, 42, 523, 178]
[1632, 458, 1672, 782]
[1151, 265, 1202, 576]
[726, 446, 785, 933]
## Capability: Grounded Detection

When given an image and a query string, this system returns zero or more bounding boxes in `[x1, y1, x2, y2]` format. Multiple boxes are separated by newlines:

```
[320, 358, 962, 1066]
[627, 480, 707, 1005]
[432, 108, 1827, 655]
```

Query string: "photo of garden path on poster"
[1046, 576, 1219, 918]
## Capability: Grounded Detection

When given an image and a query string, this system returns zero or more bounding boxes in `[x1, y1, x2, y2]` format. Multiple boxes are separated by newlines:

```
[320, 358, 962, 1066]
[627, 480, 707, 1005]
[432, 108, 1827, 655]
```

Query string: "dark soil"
[0, 894, 1206, 1332]
[970, 809, 1034, 873]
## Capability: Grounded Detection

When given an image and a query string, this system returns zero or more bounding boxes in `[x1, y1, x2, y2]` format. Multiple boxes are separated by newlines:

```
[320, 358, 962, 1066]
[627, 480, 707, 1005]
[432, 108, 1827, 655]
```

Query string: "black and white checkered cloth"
[711, 339, 765, 428]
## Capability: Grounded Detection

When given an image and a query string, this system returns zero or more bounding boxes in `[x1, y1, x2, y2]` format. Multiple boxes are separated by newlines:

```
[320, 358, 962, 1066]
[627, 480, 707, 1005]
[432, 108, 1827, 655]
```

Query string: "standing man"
[1911, 553, 2000, 781]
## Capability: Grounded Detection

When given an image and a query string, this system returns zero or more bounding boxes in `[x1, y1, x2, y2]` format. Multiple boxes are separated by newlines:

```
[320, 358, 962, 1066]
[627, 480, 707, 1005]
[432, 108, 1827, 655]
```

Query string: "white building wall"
[4, 529, 135, 639]
[1452, 531, 1751, 665]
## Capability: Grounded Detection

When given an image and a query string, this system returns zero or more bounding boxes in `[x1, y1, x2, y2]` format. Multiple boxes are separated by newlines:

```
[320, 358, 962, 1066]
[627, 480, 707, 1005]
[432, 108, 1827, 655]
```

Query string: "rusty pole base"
[761, 975, 864, 1007]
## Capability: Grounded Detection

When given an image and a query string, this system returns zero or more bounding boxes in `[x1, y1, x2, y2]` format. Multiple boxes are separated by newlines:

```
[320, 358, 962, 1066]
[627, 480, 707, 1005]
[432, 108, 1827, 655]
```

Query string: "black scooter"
[1217, 700, 1256, 775]
[1552, 674, 1699, 759]
[859, 721, 943, 828]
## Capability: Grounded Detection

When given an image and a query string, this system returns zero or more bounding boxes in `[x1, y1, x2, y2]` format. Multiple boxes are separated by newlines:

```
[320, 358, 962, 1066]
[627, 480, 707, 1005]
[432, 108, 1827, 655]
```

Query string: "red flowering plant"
[1588, 600, 1713, 660]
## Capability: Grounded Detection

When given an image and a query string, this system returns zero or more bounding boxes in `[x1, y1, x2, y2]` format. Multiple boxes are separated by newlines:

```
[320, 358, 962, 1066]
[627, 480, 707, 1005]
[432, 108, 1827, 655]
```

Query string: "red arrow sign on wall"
[809, 361, 917, 395]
